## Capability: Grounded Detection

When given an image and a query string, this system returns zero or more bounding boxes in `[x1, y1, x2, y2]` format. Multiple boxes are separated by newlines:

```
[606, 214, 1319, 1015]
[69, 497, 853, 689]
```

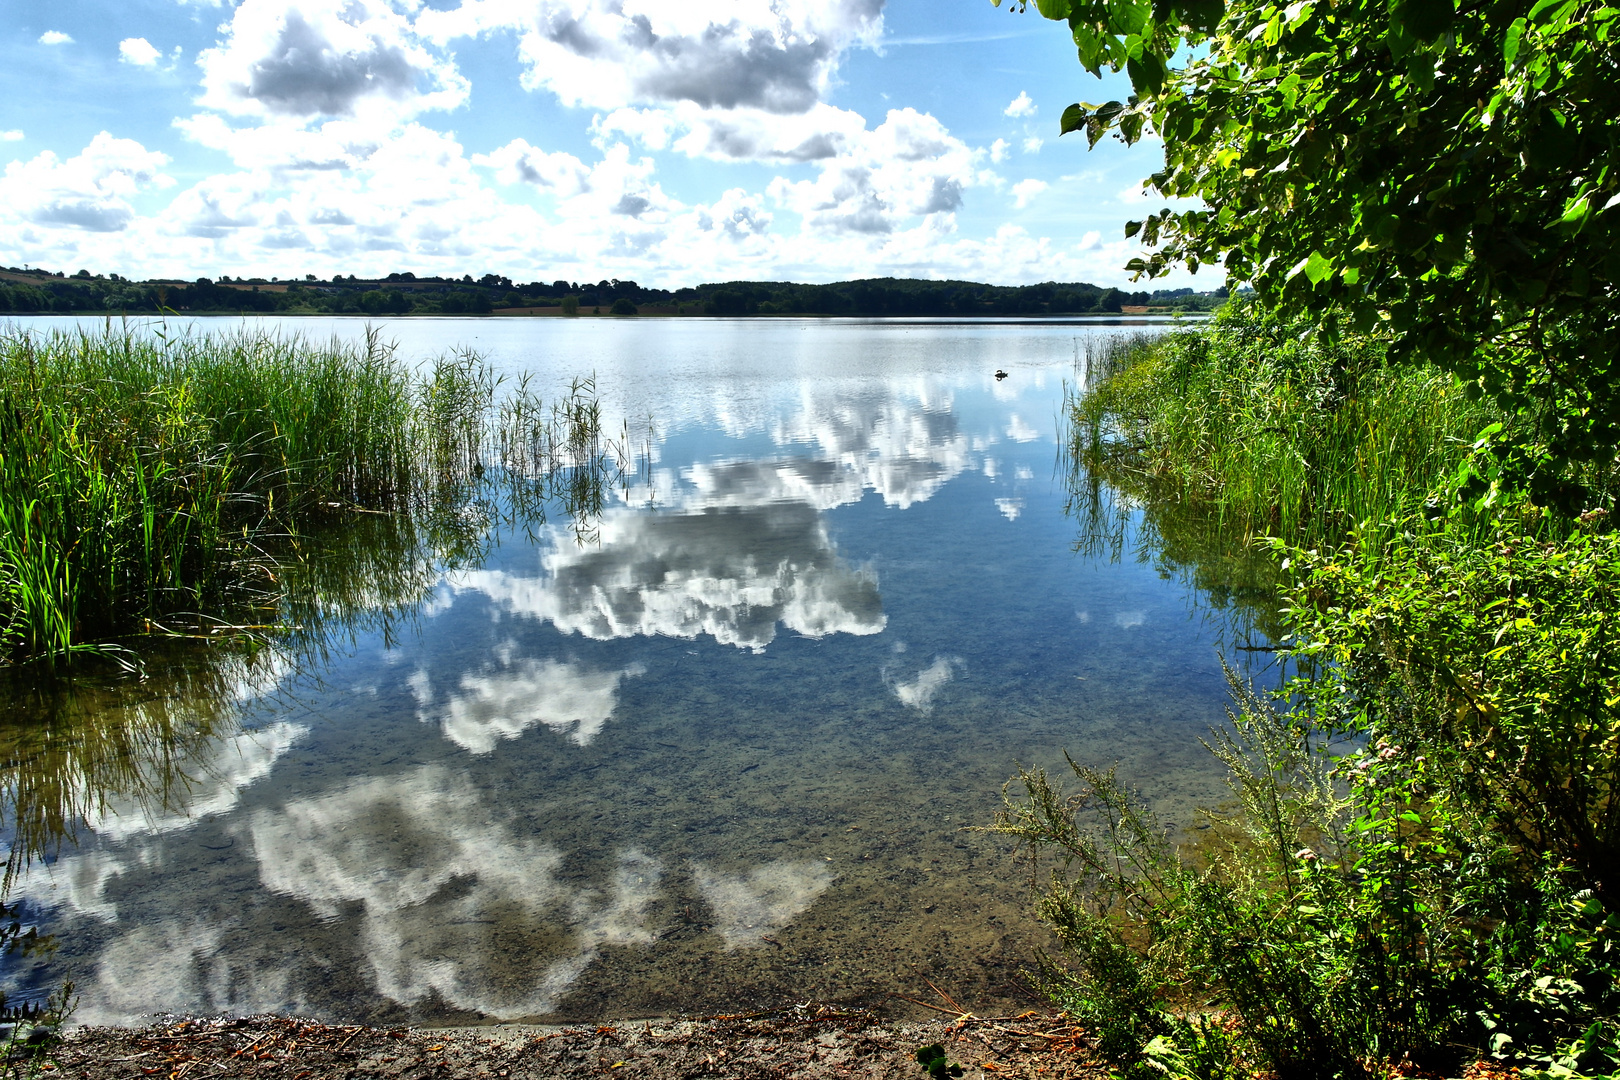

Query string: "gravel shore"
[44, 1007, 1104, 1080]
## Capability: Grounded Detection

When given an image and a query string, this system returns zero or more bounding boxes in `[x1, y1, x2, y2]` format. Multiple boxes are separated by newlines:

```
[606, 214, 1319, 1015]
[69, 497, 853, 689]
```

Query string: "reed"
[1070, 304, 1505, 555]
[0, 324, 579, 665]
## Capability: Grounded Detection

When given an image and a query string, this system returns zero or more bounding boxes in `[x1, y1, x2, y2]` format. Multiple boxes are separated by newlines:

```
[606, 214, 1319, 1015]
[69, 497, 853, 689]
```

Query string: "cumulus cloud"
[1003, 91, 1035, 118]
[0, 0, 1159, 285]
[196, 0, 468, 121]
[1022, 135, 1044, 154]
[1011, 178, 1046, 208]
[39, 31, 73, 45]
[767, 108, 985, 236]
[0, 132, 172, 233]
[598, 102, 869, 164]
[119, 38, 162, 66]
[418, 0, 884, 114]
[476, 139, 593, 195]
[0, 131, 21, 142]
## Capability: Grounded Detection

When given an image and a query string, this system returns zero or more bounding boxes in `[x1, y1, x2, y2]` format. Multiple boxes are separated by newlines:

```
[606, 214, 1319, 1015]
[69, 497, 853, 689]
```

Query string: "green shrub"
[989, 652, 1620, 1079]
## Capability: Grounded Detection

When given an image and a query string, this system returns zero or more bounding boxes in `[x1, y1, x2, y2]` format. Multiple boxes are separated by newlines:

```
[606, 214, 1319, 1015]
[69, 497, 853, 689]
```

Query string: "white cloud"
[196, 0, 468, 122]
[0, 132, 173, 234]
[768, 108, 984, 236]
[0, 131, 21, 142]
[39, 31, 73, 45]
[119, 38, 162, 66]
[1022, 135, 1044, 154]
[418, 0, 884, 115]
[989, 138, 1009, 163]
[995, 496, 1025, 521]
[1011, 178, 1047, 209]
[476, 139, 593, 195]
[1003, 91, 1035, 118]
[601, 102, 869, 164]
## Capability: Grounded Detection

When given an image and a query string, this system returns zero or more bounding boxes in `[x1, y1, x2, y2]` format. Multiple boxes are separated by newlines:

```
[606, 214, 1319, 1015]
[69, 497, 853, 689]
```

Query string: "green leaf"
[1060, 103, 1086, 135]
[1504, 18, 1526, 64]
[1181, 0, 1225, 33]
[1527, 0, 1575, 23]
[1126, 53, 1161, 96]
[1297, 249, 1334, 284]
[1035, 0, 1072, 19]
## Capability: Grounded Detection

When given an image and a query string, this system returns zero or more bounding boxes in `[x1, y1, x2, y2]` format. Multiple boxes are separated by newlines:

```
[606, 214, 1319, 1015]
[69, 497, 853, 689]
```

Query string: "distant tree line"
[0, 266, 1223, 317]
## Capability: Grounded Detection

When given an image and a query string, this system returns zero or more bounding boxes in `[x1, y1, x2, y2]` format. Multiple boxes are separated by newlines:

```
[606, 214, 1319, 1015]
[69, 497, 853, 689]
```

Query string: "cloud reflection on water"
[692, 859, 835, 951]
[449, 501, 885, 651]
[410, 657, 647, 753]
[889, 656, 960, 713]
[9, 720, 308, 923]
[249, 764, 663, 1019]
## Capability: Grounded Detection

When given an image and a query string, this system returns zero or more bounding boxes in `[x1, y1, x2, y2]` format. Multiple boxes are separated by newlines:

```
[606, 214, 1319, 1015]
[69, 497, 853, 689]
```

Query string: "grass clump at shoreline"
[0, 325, 428, 663]
[1072, 302, 1503, 554]
[0, 324, 627, 666]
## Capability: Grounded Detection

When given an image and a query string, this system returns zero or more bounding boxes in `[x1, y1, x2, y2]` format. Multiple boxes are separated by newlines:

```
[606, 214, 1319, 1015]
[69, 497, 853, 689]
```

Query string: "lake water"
[0, 315, 1269, 1027]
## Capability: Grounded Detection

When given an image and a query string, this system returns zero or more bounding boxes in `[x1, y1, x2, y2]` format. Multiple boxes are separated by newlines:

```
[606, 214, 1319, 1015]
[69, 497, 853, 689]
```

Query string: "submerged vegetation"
[0, 324, 639, 666]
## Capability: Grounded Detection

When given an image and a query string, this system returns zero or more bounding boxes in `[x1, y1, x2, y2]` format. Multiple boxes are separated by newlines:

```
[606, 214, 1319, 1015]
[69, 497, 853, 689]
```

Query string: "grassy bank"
[0, 326, 628, 666]
[1072, 304, 1503, 554]
[1011, 309, 1620, 1080]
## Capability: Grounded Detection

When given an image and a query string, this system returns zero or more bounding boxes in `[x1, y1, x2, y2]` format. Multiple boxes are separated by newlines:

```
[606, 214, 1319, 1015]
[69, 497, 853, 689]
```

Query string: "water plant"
[1070, 302, 1504, 557]
[988, 658, 1620, 1080]
[0, 323, 641, 667]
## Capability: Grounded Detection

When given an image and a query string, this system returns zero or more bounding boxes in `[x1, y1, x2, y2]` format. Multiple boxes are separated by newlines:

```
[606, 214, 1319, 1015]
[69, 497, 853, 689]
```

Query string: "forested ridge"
[0, 266, 1220, 317]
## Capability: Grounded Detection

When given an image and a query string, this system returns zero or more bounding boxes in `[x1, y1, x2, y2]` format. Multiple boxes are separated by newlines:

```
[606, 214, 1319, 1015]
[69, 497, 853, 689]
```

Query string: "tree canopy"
[1008, 0, 1619, 506]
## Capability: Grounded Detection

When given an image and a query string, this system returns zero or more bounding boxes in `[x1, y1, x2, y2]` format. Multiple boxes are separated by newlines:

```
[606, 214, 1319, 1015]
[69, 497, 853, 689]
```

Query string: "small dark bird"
[994, 369, 1009, 380]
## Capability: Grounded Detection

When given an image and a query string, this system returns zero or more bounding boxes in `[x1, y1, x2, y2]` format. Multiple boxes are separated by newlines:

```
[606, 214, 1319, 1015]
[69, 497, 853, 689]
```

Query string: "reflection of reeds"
[0, 642, 278, 887]
[0, 325, 646, 664]
[0, 325, 650, 878]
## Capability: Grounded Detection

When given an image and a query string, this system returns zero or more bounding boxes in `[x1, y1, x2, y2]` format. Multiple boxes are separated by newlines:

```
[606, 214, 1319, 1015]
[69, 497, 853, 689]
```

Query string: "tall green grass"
[0, 324, 633, 665]
[1071, 304, 1505, 555]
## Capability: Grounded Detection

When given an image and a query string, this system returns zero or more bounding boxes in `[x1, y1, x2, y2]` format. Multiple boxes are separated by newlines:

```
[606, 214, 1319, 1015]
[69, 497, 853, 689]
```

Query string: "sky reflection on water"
[2, 317, 1268, 1026]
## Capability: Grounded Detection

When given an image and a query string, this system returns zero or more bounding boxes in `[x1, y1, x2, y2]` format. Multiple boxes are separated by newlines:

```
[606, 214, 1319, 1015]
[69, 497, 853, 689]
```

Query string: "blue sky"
[0, 0, 1196, 288]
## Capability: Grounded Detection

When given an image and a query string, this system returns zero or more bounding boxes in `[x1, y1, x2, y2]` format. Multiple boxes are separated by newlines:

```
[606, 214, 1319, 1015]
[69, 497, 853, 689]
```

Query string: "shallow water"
[1, 317, 1271, 1026]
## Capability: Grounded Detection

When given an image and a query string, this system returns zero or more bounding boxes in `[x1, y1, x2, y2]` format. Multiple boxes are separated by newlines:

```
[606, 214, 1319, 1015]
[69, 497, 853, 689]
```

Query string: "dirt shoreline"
[47, 1007, 1103, 1079]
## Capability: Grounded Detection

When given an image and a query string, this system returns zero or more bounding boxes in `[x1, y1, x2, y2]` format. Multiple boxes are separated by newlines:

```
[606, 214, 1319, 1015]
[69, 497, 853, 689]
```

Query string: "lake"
[0, 315, 1269, 1027]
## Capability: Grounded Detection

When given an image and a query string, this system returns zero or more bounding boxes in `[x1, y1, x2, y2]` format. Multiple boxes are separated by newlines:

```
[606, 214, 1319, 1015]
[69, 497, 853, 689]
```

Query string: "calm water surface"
[1, 316, 1264, 1026]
